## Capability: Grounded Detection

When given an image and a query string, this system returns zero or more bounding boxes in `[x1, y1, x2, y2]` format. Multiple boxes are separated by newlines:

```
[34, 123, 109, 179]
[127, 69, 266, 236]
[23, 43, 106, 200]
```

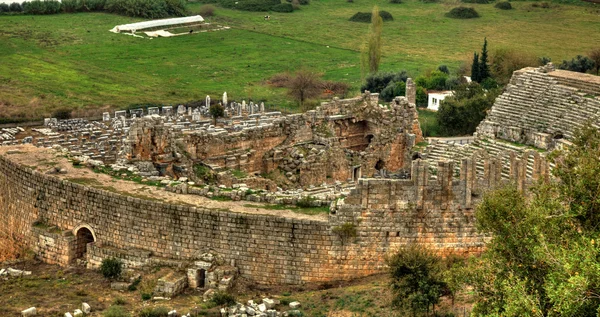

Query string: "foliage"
[52, 108, 72, 120]
[141, 292, 152, 301]
[490, 48, 541, 85]
[10, 2, 22, 11]
[219, 0, 280, 11]
[588, 48, 600, 75]
[286, 69, 322, 107]
[417, 109, 441, 137]
[209, 103, 224, 124]
[415, 70, 449, 91]
[559, 55, 596, 74]
[22, 0, 61, 14]
[199, 3, 215, 16]
[104, 0, 186, 18]
[437, 65, 449, 74]
[494, 1, 512, 9]
[211, 291, 237, 306]
[349, 10, 393, 23]
[454, 125, 600, 316]
[0, 3, 10, 12]
[387, 245, 447, 316]
[462, 0, 491, 3]
[271, 3, 293, 12]
[100, 257, 122, 279]
[320, 80, 350, 98]
[103, 305, 130, 317]
[479, 38, 490, 81]
[445, 6, 480, 19]
[139, 306, 169, 317]
[194, 164, 215, 183]
[437, 82, 499, 136]
[471, 52, 480, 83]
[296, 195, 317, 208]
[415, 86, 427, 107]
[380, 80, 406, 102]
[389, 0, 402, 3]
[361, 71, 408, 94]
[332, 222, 357, 243]
[360, 6, 384, 76]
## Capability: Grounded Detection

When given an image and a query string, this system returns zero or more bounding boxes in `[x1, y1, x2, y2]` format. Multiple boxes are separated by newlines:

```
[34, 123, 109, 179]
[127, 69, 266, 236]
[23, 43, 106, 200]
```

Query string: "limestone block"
[289, 301, 301, 309]
[262, 298, 275, 309]
[73, 310, 83, 317]
[258, 303, 267, 312]
[81, 303, 91, 314]
[64, 313, 73, 317]
[21, 307, 36, 316]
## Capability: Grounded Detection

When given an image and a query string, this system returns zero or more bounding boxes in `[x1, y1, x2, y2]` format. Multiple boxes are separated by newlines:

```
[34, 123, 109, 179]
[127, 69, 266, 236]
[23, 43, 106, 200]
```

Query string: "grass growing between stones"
[1, 0, 599, 119]
[243, 203, 329, 215]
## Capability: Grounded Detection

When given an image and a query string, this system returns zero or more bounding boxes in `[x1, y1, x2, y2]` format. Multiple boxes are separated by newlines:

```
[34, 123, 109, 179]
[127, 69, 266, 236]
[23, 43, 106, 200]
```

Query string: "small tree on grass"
[209, 103, 224, 125]
[471, 52, 480, 82]
[361, 6, 383, 76]
[479, 38, 490, 81]
[287, 69, 322, 108]
[387, 244, 447, 316]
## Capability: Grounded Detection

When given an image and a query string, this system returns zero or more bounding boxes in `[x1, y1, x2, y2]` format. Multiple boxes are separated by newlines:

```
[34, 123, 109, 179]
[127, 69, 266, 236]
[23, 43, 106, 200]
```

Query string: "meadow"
[0, 0, 598, 120]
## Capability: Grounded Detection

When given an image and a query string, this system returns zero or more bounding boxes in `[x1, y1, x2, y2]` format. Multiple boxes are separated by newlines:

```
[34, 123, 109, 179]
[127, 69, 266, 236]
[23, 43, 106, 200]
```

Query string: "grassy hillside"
[0, 0, 598, 119]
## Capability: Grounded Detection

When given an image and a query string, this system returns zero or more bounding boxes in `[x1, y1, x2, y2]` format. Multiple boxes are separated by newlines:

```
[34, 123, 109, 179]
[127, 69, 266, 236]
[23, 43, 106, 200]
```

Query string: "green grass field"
[0, 0, 598, 119]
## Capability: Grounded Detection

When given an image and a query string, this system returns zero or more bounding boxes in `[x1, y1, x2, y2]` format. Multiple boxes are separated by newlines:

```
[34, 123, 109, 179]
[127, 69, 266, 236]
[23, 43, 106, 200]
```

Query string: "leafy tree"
[436, 82, 498, 135]
[491, 48, 541, 85]
[437, 65, 450, 74]
[286, 69, 322, 108]
[471, 52, 480, 82]
[588, 48, 600, 75]
[380, 81, 406, 102]
[100, 257, 122, 279]
[387, 245, 447, 316]
[361, 70, 408, 94]
[454, 125, 600, 316]
[559, 55, 595, 73]
[479, 38, 490, 81]
[209, 103, 224, 125]
[361, 6, 383, 75]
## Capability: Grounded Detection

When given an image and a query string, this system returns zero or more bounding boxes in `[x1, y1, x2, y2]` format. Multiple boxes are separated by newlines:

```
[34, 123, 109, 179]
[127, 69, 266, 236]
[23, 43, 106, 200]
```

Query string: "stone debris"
[289, 302, 300, 309]
[73, 309, 83, 317]
[216, 299, 302, 317]
[21, 307, 36, 316]
[82, 303, 91, 314]
[1, 267, 32, 277]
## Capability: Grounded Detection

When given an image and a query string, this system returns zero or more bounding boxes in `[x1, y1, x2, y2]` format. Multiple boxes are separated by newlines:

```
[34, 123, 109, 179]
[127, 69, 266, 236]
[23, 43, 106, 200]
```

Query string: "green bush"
[103, 305, 130, 317]
[141, 293, 152, 301]
[61, 0, 83, 12]
[0, 3, 9, 12]
[52, 108, 72, 120]
[271, 2, 293, 12]
[361, 71, 408, 94]
[100, 257, 122, 279]
[219, 0, 280, 11]
[139, 306, 169, 317]
[199, 3, 215, 16]
[296, 195, 317, 208]
[297, 0, 308, 4]
[461, 0, 490, 3]
[389, 0, 402, 3]
[420, 0, 439, 3]
[494, 1, 511, 9]
[22, 0, 62, 14]
[349, 10, 393, 22]
[445, 6, 479, 19]
[9, 2, 22, 11]
[104, 0, 186, 18]
[380, 81, 406, 102]
[211, 291, 236, 306]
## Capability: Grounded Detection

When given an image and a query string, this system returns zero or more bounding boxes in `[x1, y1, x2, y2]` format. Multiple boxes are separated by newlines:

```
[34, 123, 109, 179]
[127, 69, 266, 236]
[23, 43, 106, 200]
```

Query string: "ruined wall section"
[330, 150, 550, 256]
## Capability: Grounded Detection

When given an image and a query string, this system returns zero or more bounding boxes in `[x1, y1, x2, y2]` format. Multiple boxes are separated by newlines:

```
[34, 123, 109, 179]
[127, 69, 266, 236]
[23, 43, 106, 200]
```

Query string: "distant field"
[0, 0, 598, 119]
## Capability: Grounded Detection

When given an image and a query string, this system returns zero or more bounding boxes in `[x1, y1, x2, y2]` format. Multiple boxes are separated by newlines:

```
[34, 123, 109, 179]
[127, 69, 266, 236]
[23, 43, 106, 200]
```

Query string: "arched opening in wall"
[375, 159, 385, 171]
[553, 131, 564, 140]
[75, 227, 95, 259]
[198, 269, 206, 288]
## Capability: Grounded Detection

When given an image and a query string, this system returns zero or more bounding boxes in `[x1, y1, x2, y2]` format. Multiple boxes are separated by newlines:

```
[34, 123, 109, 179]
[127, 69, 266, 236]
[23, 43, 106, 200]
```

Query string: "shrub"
[462, 0, 490, 3]
[558, 55, 595, 73]
[9, 2, 22, 11]
[380, 81, 406, 102]
[219, 0, 280, 11]
[445, 6, 479, 19]
[61, 0, 83, 12]
[332, 222, 357, 244]
[531, 1, 550, 8]
[100, 257, 122, 279]
[320, 80, 350, 98]
[139, 306, 169, 317]
[297, 0, 308, 4]
[389, 0, 402, 3]
[23, 0, 61, 14]
[0, 3, 10, 12]
[494, 1, 511, 9]
[349, 10, 393, 22]
[104, 0, 186, 18]
[297, 195, 317, 208]
[271, 3, 293, 12]
[361, 70, 408, 93]
[420, 0, 439, 3]
[52, 108, 72, 120]
[199, 3, 214, 16]
[211, 291, 236, 306]
[103, 305, 130, 317]
[141, 293, 152, 301]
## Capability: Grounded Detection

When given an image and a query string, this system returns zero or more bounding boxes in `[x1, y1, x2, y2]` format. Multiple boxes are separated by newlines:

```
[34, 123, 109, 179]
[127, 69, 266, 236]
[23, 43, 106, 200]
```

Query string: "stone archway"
[73, 225, 96, 259]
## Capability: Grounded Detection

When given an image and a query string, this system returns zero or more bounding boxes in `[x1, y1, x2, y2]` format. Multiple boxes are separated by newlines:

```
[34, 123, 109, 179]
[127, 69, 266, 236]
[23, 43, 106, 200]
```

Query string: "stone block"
[289, 301, 301, 309]
[21, 307, 36, 316]
[81, 303, 91, 314]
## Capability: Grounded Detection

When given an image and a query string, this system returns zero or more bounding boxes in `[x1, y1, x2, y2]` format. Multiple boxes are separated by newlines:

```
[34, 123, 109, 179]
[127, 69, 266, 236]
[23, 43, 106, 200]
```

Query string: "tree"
[361, 6, 383, 76]
[209, 103, 224, 125]
[588, 48, 600, 75]
[559, 55, 595, 73]
[454, 125, 600, 316]
[479, 38, 490, 81]
[387, 245, 447, 316]
[471, 52, 480, 82]
[436, 82, 498, 135]
[286, 69, 322, 108]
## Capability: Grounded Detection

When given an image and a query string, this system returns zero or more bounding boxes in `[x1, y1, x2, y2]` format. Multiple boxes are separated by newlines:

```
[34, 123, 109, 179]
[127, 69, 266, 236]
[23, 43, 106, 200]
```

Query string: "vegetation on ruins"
[285, 70, 323, 109]
[103, 305, 131, 317]
[387, 245, 448, 316]
[209, 103, 225, 125]
[211, 291, 237, 306]
[332, 222, 358, 244]
[139, 306, 170, 317]
[437, 82, 500, 135]
[451, 125, 600, 316]
[558, 55, 596, 74]
[361, 6, 384, 76]
[100, 257, 123, 279]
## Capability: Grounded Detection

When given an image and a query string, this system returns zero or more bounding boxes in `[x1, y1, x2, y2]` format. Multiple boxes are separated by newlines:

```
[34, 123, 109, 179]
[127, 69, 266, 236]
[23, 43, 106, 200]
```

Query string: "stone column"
[405, 78, 416, 105]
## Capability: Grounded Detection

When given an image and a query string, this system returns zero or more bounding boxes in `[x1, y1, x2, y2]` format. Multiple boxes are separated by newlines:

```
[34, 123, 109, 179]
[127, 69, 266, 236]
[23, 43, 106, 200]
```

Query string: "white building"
[427, 91, 454, 111]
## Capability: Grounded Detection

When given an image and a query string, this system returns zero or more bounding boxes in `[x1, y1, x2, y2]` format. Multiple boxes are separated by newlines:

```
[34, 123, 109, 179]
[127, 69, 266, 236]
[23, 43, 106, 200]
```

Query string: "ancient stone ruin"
[0, 66, 598, 290]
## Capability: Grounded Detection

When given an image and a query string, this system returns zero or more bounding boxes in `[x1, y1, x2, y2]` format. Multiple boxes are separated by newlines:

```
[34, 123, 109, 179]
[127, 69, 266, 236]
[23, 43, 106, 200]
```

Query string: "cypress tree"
[471, 52, 480, 82]
[479, 37, 490, 81]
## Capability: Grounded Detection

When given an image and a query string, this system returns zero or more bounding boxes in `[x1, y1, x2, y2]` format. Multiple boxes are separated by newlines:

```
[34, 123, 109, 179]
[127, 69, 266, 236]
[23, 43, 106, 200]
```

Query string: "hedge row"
[349, 10, 394, 22]
[0, 0, 185, 17]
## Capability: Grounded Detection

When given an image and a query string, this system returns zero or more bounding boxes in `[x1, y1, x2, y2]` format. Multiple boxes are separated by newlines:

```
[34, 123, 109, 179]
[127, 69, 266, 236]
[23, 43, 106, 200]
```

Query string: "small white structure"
[427, 91, 454, 111]
[109, 15, 204, 33]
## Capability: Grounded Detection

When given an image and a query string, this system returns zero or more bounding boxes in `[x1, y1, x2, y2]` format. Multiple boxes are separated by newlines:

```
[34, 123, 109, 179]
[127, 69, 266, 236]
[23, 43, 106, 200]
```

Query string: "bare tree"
[287, 70, 322, 108]
[589, 48, 600, 75]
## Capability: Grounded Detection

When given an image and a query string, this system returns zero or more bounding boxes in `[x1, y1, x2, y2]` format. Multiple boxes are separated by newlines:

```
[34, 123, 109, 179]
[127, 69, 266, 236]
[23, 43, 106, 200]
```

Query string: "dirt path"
[0, 145, 328, 221]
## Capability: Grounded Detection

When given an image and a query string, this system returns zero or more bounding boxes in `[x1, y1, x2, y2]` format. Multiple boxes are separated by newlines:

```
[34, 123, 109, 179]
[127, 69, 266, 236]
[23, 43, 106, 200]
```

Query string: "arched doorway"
[74, 226, 96, 259]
